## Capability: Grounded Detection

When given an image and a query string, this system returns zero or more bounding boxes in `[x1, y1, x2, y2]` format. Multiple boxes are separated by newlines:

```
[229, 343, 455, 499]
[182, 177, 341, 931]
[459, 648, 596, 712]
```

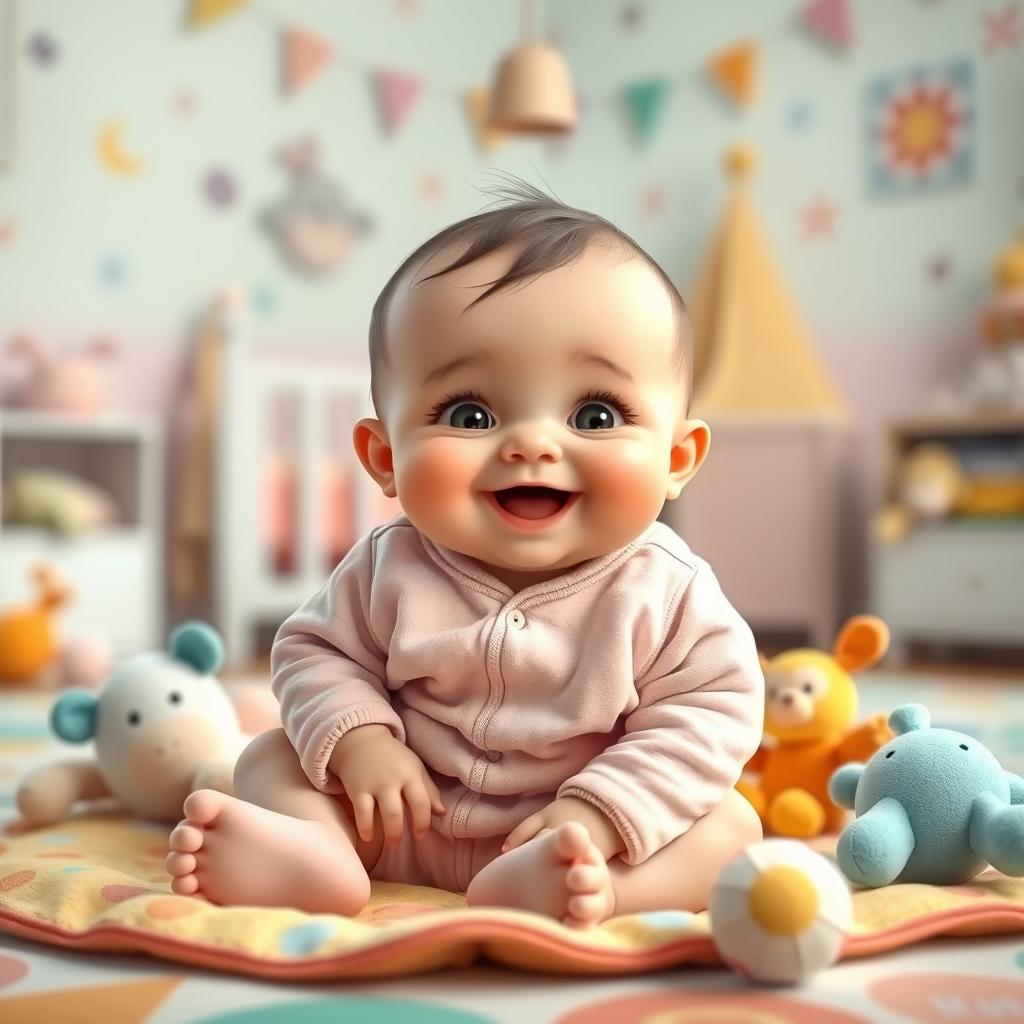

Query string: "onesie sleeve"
[556, 559, 763, 864]
[271, 527, 404, 794]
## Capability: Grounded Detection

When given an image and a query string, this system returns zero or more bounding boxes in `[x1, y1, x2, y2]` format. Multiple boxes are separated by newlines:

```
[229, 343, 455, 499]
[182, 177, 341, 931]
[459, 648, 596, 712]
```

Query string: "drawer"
[872, 524, 1024, 632]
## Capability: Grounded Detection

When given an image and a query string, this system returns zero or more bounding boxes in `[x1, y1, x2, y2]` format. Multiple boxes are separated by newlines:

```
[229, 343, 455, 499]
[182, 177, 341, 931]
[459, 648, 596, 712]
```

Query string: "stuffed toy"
[829, 703, 1024, 886]
[4, 468, 119, 535]
[5, 331, 119, 416]
[873, 443, 967, 544]
[736, 615, 893, 838]
[0, 564, 72, 685]
[16, 622, 249, 825]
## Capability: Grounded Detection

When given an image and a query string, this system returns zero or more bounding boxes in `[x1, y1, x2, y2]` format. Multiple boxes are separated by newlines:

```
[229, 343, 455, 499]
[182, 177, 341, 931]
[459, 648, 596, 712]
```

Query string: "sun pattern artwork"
[865, 59, 974, 198]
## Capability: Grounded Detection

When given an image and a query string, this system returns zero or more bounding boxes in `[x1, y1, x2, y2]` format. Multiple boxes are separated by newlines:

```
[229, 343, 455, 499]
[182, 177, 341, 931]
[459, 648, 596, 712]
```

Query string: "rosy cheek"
[586, 444, 661, 504]
[398, 440, 478, 504]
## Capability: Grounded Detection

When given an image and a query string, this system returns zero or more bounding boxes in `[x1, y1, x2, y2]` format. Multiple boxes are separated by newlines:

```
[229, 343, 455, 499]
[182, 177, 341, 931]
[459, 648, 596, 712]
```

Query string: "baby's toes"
[552, 821, 593, 863]
[566, 862, 604, 895]
[165, 851, 196, 878]
[168, 821, 204, 853]
[171, 872, 200, 896]
[565, 892, 606, 927]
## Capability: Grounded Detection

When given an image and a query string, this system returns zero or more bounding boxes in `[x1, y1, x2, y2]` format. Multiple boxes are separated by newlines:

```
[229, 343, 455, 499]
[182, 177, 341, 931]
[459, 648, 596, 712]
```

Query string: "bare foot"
[466, 822, 616, 927]
[165, 789, 370, 915]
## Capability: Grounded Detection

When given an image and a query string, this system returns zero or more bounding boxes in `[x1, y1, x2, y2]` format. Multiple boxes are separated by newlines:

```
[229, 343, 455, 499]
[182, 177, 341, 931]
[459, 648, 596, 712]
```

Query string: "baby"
[166, 182, 764, 926]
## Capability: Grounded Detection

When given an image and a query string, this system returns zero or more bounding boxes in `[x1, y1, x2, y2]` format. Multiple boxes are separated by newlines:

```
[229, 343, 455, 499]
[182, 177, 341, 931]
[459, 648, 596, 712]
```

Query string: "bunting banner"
[373, 69, 425, 136]
[188, 0, 249, 28]
[185, 1, 857, 147]
[709, 41, 758, 108]
[623, 79, 669, 144]
[801, 0, 855, 53]
[281, 26, 334, 96]
[465, 86, 505, 155]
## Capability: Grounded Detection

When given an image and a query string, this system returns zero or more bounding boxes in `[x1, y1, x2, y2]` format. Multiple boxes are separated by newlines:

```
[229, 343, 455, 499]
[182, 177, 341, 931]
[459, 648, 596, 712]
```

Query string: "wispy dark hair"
[368, 175, 691, 414]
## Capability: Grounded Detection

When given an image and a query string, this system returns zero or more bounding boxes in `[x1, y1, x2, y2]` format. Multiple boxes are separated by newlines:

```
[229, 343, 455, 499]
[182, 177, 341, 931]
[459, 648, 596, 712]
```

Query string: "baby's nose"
[500, 426, 563, 463]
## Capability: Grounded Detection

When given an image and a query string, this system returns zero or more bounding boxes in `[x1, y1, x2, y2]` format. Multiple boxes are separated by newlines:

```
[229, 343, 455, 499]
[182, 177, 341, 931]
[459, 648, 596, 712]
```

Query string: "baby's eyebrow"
[570, 350, 635, 384]
[422, 351, 495, 387]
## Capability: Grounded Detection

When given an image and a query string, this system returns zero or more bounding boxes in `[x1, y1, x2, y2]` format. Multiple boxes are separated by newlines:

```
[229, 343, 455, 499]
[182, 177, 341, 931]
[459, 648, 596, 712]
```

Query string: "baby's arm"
[551, 561, 763, 865]
[272, 530, 442, 840]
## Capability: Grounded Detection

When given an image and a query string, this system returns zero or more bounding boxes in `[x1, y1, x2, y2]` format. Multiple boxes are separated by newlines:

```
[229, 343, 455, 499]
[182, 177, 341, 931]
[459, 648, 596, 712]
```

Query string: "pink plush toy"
[6, 332, 119, 415]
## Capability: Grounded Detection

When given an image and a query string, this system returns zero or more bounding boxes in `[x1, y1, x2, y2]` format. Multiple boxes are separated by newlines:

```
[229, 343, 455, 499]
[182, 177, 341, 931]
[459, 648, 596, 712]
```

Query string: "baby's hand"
[502, 796, 625, 860]
[328, 724, 444, 845]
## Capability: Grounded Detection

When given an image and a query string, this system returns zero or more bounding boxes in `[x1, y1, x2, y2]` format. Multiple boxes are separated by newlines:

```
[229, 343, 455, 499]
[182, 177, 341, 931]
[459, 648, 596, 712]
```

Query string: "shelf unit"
[871, 412, 1024, 661]
[0, 409, 164, 656]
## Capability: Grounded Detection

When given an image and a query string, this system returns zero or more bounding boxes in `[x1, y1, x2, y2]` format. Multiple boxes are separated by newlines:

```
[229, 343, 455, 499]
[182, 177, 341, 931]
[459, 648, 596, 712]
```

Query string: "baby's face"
[357, 240, 708, 584]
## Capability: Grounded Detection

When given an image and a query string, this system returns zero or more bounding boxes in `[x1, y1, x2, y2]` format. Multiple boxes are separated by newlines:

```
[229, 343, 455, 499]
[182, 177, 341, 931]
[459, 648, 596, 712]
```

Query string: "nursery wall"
[2, 0, 1022, 609]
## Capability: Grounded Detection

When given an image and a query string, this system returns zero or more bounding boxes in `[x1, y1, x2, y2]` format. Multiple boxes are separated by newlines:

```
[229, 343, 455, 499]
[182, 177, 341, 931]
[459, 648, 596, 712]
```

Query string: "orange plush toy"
[0, 564, 72, 685]
[737, 615, 893, 838]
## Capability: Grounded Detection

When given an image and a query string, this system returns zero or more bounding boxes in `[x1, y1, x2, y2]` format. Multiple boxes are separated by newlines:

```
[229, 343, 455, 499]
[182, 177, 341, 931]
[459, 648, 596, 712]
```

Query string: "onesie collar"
[413, 515, 659, 606]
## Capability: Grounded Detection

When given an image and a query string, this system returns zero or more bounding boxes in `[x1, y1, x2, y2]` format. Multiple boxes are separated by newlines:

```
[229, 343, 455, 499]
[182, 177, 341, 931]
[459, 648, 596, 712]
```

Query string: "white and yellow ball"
[709, 839, 853, 984]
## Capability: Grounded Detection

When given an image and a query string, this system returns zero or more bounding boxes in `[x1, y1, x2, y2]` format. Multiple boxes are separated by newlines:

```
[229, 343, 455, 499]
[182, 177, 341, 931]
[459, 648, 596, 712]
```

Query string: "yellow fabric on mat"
[1, 815, 1023, 979]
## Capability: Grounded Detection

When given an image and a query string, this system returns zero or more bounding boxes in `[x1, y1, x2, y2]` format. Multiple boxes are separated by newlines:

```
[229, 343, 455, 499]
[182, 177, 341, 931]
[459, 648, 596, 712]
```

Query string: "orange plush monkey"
[737, 615, 893, 838]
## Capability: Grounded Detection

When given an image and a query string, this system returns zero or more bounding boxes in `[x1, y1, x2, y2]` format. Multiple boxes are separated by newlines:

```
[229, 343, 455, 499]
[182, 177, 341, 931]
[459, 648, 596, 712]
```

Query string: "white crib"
[210, 297, 397, 667]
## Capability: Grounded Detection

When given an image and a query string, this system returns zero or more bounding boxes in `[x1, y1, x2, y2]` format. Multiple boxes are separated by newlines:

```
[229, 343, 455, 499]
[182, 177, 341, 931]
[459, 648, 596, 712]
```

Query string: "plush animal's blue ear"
[169, 621, 225, 675]
[889, 703, 930, 736]
[51, 690, 99, 743]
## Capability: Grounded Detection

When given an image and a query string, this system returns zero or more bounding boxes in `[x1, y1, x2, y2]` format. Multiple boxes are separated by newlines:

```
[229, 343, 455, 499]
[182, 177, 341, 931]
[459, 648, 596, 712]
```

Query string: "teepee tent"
[689, 146, 849, 420]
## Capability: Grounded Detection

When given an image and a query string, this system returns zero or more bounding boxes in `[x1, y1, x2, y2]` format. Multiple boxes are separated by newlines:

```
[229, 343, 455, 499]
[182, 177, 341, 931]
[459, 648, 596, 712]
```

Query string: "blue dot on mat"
[1015, 949, 1024, 971]
[39, 834, 77, 846]
[196, 997, 496, 1023]
[277, 920, 336, 956]
[640, 910, 694, 930]
[61, 866, 88, 874]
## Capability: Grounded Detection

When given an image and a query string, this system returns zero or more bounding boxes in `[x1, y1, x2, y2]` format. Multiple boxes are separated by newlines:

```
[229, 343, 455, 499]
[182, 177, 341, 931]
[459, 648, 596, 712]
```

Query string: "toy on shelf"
[736, 615, 893, 838]
[5, 331, 119, 416]
[709, 839, 852, 984]
[16, 622, 249, 825]
[4, 468, 119, 535]
[829, 703, 1024, 887]
[0, 564, 72, 685]
[874, 443, 967, 544]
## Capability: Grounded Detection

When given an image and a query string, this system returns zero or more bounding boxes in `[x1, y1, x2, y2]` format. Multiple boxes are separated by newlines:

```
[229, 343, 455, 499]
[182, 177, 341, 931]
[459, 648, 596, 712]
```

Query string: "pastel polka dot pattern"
[101, 884, 150, 903]
[0, 951, 28, 989]
[35, 851, 83, 859]
[61, 866, 89, 874]
[197, 998, 495, 1023]
[0, 870, 34, 891]
[278, 920, 336, 956]
[38, 834, 77, 846]
[638, 910, 694, 930]
[146, 897, 200, 920]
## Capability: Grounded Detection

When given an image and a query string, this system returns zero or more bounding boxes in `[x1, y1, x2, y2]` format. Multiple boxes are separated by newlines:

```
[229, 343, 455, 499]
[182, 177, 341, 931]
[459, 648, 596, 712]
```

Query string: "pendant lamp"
[489, 0, 577, 135]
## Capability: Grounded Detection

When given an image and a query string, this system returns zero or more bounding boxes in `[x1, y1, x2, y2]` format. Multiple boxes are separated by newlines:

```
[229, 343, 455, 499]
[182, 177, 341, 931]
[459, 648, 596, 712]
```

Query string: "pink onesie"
[271, 512, 763, 892]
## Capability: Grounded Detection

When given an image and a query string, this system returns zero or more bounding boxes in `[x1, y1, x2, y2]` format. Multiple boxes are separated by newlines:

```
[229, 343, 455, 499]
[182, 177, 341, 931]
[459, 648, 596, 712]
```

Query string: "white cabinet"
[0, 410, 163, 656]
[870, 414, 1024, 660]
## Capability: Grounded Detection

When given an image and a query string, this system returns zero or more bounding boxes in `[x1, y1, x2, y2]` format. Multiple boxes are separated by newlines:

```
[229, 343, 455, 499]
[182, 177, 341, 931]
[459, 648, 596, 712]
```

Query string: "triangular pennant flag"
[709, 41, 758, 109]
[466, 86, 504, 154]
[622, 79, 669, 144]
[800, 0, 855, 52]
[282, 25, 334, 95]
[373, 69, 424, 136]
[188, 0, 249, 28]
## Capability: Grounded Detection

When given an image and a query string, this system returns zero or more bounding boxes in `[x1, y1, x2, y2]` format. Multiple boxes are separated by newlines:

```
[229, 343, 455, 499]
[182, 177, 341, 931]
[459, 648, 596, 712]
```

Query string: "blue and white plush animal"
[829, 703, 1024, 886]
[16, 622, 249, 825]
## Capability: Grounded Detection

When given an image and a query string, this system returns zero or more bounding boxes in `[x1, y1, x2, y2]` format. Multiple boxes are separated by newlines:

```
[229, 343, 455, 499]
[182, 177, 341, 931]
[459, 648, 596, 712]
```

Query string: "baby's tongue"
[501, 489, 563, 520]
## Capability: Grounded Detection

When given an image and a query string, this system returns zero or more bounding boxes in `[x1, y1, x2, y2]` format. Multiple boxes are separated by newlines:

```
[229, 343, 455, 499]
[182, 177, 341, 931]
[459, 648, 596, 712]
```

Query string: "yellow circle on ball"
[748, 865, 819, 936]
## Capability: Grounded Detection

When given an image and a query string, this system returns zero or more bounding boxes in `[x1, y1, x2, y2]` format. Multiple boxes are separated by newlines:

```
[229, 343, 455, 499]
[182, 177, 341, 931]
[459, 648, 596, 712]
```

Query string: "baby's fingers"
[378, 788, 405, 846]
[502, 812, 543, 853]
[403, 781, 432, 836]
[351, 793, 376, 843]
[423, 772, 445, 815]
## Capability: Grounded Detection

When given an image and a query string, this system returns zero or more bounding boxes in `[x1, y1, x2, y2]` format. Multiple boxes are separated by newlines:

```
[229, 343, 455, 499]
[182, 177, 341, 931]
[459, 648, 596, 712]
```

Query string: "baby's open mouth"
[489, 486, 577, 521]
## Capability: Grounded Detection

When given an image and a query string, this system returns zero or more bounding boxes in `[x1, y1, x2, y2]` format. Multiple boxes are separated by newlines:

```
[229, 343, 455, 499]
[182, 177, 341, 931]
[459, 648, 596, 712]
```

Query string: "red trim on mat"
[0, 900, 1022, 978]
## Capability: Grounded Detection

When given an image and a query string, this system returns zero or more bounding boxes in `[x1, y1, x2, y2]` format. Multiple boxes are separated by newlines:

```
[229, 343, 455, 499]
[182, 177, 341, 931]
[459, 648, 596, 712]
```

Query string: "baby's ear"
[353, 418, 396, 497]
[51, 690, 99, 743]
[665, 419, 711, 499]
[169, 621, 225, 675]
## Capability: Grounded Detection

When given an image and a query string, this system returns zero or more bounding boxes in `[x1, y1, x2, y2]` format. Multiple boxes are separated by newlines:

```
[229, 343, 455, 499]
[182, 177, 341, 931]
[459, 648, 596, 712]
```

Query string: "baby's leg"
[166, 728, 382, 915]
[467, 789, 760, 926]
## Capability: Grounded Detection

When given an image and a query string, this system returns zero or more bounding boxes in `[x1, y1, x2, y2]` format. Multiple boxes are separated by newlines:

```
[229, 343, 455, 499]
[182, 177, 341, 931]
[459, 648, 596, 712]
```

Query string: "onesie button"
[485, 750, 502, 763]
[507, 610, 525, 629]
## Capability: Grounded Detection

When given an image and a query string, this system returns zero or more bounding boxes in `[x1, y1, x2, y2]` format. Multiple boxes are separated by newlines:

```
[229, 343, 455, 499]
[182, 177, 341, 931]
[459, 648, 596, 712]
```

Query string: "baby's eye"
[571, 400, 624, 431]
[437, 400, 494, 430]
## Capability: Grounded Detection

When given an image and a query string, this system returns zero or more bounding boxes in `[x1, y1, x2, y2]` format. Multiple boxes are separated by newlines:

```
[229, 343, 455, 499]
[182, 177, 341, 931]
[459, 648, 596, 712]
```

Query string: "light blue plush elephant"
[829, 703, 1024, 887]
